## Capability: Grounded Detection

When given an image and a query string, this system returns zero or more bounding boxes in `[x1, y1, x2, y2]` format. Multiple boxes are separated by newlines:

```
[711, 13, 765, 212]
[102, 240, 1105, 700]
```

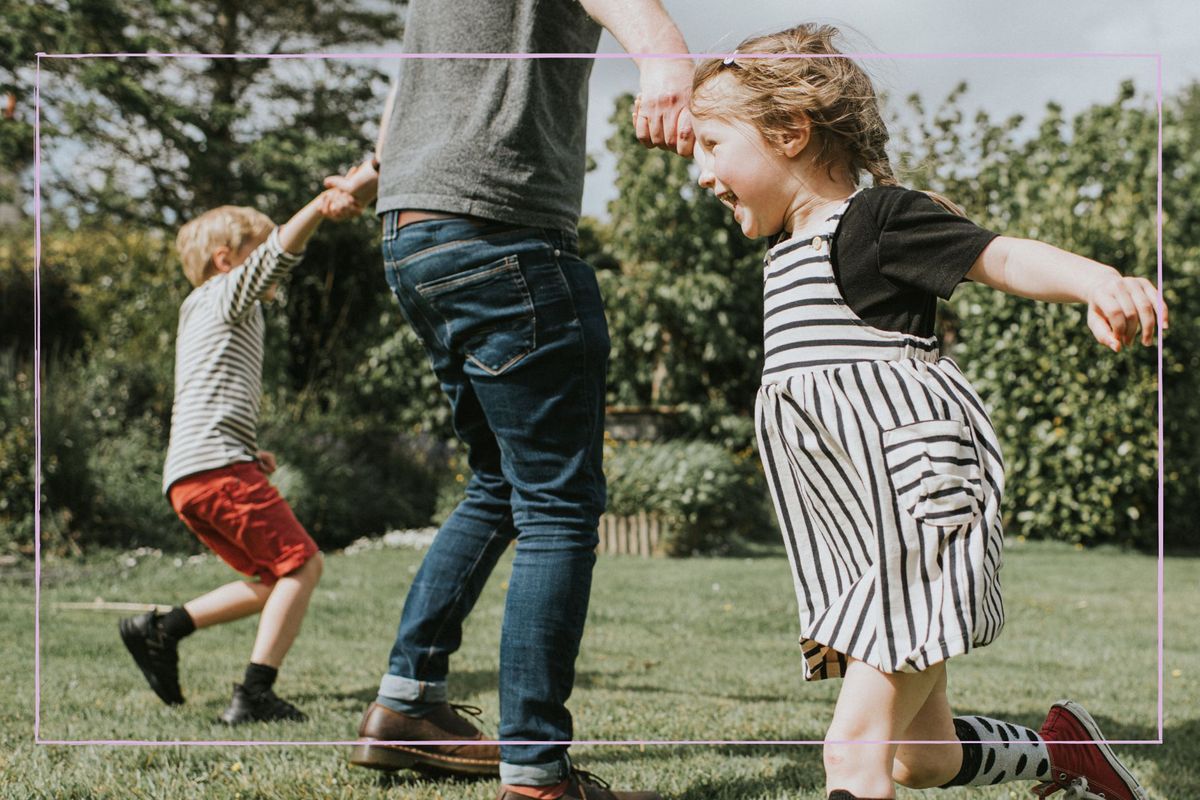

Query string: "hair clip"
[722, 51, 739, 67]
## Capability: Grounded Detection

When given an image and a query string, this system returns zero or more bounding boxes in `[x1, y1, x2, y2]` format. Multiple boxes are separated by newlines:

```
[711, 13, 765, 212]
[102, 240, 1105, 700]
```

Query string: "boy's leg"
[249, 552, 324, 668]
[119, 580, 269, 706]
[218, 552, 323, 726]
[823, 659, 946, 799]
[215, 489, 320, 725]
[120, 477, 272, 706]
[185, 580, 271, 627]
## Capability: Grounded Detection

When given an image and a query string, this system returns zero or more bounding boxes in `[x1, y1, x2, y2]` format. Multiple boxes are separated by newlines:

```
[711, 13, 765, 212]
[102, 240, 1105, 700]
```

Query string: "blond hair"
[175, 205, 274, 287]
[692, 25, 963, 215]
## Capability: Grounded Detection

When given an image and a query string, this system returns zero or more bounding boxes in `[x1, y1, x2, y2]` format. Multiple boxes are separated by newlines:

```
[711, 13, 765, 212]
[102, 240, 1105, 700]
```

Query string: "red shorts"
[168, 461, 318, 586]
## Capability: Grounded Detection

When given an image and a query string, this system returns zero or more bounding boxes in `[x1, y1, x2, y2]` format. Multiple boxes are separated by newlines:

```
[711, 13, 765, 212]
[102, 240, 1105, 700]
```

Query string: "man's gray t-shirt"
[377, 0, 602, 232]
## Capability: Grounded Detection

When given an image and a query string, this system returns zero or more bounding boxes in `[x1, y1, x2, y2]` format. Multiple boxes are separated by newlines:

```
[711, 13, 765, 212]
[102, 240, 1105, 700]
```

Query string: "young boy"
[119, 188, 359, 724]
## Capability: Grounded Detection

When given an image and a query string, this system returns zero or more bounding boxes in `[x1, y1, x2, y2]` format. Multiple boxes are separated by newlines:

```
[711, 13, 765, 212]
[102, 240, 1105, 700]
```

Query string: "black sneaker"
[219, 683, 307, 725]
[118, 610, 184, 705]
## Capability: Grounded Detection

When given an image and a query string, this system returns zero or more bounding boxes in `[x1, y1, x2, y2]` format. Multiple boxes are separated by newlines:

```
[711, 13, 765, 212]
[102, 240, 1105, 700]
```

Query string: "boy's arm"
[966, 236, 1167, 351]
[277, 194, 327, 255]
[216, 194, 332, 324]
[578, 0, 693, 156]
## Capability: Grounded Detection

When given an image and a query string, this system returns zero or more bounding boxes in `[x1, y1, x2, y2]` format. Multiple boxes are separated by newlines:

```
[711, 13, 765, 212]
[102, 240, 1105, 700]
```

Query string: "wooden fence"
[596, 511, 667, 556]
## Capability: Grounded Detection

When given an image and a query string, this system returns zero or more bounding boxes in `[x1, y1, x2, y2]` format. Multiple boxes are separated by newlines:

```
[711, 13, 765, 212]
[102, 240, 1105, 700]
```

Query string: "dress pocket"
[415, 255, 536, 375]
[882, 419, 984, 528]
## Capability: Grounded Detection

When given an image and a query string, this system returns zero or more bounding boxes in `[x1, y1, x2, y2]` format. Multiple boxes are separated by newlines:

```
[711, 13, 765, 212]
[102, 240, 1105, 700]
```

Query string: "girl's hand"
[1085, 275, 1167, 352]
[256, 450, 278, 474]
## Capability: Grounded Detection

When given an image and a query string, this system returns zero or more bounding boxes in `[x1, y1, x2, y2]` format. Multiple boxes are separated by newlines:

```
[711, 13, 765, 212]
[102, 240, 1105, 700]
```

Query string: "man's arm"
[578, 0, 694, 156]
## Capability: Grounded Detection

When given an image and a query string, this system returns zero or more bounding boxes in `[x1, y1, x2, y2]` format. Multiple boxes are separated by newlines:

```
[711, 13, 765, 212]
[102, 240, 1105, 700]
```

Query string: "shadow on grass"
[366, 766, 496, 790]
[572, 671, 792, 704]
[322, 668, 503, 707]
[328, 669, 793, 708]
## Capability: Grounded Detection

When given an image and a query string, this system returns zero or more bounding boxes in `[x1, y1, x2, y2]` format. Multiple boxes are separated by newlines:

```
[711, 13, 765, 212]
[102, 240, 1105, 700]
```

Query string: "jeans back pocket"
[882, 419, 984, 528]
[415, 255, 536, 375]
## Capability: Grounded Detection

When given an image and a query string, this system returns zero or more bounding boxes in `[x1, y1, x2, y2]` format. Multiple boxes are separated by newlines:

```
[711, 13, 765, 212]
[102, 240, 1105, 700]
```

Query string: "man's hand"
[633, 57, 694, 157]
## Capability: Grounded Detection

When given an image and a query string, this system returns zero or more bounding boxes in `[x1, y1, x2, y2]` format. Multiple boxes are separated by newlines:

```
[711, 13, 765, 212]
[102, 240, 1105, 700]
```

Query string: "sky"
[579, 0, 1199, 218]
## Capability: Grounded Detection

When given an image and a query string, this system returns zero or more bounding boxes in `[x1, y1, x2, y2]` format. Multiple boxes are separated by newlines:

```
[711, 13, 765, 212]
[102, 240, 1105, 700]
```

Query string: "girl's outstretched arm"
[966, 236, 1167, 352]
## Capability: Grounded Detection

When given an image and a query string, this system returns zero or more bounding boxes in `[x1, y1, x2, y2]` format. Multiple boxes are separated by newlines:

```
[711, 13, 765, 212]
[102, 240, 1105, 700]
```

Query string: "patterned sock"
[243, 662, 278, 696]
[941, 715, 1051, 786]
[160, 606, 196, 639]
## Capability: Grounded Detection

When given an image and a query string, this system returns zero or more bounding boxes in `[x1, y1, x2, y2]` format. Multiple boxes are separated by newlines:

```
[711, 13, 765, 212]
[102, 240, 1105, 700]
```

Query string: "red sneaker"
[1033, 700, 1147, 800]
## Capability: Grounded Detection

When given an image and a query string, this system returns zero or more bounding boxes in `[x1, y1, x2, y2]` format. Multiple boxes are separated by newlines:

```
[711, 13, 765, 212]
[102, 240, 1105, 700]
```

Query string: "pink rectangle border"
[31, 49, 1167, 748]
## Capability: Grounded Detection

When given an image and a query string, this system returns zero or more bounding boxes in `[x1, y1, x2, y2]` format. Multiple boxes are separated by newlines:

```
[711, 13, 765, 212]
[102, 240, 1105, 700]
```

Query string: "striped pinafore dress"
[756, 194, 1006, 681]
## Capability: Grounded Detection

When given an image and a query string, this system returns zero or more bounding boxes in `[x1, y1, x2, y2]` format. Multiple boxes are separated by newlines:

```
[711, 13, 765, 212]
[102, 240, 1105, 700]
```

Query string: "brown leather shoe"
[497, 769, 662, 800]
[349, 701, 500, 776]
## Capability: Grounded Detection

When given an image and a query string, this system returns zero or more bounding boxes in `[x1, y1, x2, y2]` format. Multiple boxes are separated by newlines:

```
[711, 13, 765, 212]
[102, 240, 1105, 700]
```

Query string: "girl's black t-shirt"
[829, 186, 999, 338]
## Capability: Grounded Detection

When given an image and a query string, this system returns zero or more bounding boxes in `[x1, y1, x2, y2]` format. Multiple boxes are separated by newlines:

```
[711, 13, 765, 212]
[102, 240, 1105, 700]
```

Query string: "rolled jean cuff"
[500, 755, 570, 786]
[378, 674, 447, 704]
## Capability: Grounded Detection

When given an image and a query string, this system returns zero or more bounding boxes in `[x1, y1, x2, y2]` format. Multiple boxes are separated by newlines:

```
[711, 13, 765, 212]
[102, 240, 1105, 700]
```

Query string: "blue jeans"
[377, 214, 609, 782]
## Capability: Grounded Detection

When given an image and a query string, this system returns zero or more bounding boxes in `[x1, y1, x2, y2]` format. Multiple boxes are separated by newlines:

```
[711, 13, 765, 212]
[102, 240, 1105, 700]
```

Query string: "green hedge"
[264, 412, 449, 550]
[604, 439, 774, 556]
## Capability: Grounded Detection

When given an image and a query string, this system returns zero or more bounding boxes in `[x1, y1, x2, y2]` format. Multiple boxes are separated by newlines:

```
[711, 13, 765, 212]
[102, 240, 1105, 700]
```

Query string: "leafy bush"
[604, 439, 774, 556]
[263, 411, 451, 549]
[0, 353, 39, 555]
[339, 315, 455, 440]
[85, 412, 182, 552]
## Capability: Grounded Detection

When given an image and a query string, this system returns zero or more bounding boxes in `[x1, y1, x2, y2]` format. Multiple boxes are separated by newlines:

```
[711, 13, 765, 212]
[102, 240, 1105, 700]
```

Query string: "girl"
[684, 24, 1162, 800]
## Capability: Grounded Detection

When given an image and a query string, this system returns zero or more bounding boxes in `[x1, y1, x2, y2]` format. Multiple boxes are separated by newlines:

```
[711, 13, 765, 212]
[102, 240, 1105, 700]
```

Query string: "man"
[323, 2, 693, 798]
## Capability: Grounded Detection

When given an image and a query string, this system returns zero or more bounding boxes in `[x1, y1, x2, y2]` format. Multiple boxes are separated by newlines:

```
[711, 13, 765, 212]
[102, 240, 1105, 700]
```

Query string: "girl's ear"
[779, 118, 812, 158]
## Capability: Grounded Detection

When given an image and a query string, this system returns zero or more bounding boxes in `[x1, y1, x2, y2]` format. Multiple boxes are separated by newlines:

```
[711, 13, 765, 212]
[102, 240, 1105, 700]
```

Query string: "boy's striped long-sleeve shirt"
[162, 228, 303, 494]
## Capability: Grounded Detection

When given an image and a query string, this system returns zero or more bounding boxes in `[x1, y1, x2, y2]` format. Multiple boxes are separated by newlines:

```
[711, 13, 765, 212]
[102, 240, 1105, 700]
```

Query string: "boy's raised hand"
[1085, 275, 1167, 352]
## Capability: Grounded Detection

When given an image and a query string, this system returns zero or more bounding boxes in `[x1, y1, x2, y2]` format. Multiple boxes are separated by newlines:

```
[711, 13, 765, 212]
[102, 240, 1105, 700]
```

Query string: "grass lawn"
[2, 539, 1197, 799]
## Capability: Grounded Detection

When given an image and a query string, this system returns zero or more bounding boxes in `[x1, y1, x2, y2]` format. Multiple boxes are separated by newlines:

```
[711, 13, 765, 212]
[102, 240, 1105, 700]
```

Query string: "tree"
[18, 1, 409, 401]
[0, 2, 420, 555]
[22, 1, 401, 223]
